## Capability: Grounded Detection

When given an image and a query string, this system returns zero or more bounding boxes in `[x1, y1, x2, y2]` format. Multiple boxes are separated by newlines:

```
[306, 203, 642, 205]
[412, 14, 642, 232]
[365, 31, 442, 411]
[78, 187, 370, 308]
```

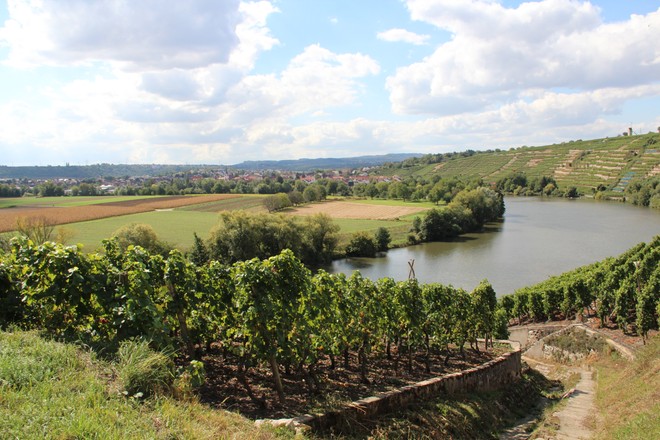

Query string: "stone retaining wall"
[508, 324, 571, 349]
[262, 341, 522, 433]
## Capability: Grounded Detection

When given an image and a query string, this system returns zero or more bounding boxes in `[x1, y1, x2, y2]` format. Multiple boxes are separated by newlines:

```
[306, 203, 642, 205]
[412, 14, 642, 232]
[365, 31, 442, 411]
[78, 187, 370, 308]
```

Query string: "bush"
[345, 232, 377, 257]
[112, 223, 171, 256]
[116, 339, 174, 398]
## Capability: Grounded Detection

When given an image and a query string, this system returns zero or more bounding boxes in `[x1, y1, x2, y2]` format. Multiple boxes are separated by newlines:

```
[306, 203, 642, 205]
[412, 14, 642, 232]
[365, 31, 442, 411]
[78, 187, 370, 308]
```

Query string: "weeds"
[116, 338, 175, 398]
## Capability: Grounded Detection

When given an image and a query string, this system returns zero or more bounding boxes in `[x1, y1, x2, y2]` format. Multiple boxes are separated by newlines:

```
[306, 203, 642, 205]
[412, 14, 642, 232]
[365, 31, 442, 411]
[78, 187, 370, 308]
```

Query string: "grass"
[593, 335, 660, 440]
[64, 210, 222, 251]
[332, 218, 414, 248]
[0, 330, 285, 439]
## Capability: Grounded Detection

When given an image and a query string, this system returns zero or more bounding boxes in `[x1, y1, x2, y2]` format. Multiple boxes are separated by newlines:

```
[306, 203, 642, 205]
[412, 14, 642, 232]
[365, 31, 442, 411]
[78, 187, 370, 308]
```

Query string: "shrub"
[112, 223, 171, 256]
[345, 232, 377, 257]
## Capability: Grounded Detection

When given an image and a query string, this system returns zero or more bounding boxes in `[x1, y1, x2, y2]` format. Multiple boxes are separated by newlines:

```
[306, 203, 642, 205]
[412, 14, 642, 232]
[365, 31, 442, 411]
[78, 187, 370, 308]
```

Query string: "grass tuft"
[116, 338, 175, 398]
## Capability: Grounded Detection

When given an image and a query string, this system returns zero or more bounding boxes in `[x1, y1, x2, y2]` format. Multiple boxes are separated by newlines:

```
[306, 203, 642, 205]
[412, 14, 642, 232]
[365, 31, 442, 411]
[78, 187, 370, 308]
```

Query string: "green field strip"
[66, 210, 221, 252]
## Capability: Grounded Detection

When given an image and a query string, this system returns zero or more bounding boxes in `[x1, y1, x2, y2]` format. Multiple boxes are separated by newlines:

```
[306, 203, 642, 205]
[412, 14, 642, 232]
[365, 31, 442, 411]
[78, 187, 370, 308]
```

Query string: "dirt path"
[500, 360, 596, 440]
[552, 368, 595, 439]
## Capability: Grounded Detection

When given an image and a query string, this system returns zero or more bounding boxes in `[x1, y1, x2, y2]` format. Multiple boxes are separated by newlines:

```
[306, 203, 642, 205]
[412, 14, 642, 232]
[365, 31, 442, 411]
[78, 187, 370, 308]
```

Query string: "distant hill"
[0, 153, 421, 179]
[0, 164, 221, 180]
[230, 153, 421, 172]
[376, 133, 660, 195]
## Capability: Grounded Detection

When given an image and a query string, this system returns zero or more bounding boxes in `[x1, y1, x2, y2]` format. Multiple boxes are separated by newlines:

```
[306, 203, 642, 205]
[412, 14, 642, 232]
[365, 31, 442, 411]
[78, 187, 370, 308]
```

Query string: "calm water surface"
[329, 198, 660, 296]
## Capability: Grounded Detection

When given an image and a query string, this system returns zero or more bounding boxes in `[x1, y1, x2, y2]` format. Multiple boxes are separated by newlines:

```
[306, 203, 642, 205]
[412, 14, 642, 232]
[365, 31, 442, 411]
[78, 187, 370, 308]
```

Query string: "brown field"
[0, 194, 239, 233]
[287, 200, 429, 220]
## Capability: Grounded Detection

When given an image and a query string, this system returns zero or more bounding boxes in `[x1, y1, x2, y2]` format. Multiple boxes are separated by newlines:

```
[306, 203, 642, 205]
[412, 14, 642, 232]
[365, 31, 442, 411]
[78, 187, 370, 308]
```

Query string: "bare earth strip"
[0, 194, 239, 233]
[287, 200, 429, 220]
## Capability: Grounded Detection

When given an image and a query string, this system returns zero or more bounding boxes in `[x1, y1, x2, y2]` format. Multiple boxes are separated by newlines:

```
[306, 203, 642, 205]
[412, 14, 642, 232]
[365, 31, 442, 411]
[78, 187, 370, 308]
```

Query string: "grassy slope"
[0, 330, 285, 440]
[593, 335, 660, 439]
[401, 133, 660, 195]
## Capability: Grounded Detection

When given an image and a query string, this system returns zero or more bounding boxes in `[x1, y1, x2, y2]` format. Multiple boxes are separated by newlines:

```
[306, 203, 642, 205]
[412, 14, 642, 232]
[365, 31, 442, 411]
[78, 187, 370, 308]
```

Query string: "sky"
[0, 0, 659, 166]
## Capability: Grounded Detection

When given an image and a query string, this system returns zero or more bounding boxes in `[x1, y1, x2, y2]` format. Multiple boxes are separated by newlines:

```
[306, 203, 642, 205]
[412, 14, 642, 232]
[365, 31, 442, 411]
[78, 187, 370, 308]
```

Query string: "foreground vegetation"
[0, 330, 282, 439]
[593, 334, 660, 439]
[0, 236, 510, 408]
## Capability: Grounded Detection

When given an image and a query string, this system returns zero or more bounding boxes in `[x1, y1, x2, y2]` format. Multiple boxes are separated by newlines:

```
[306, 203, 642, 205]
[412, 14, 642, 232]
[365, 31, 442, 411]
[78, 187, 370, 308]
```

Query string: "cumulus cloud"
[389, 0, 660, 115]
[226, 44, 380, 123]
[1, 0, 242, 69]
[377, 28, 430, 45]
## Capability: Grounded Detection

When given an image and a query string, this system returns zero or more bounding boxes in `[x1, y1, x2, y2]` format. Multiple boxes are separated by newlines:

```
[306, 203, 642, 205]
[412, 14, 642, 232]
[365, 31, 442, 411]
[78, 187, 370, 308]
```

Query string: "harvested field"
[287, 200, 429, 220]
[0, 194, 239, 233]
[179, 195, 267, 213]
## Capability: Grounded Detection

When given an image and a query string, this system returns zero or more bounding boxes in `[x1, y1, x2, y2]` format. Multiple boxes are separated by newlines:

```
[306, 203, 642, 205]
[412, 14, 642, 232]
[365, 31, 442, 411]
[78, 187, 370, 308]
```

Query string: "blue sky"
[0, 0, 659, 166]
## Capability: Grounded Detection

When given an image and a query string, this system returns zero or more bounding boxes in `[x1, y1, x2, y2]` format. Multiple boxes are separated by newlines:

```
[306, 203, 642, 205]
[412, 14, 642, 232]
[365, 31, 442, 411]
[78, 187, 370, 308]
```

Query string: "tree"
[287, 190, 304, 206]
[374, 227, 391, 252]
[302, 214, 339, 264]
[189, 233, 210, 266]
[345, 232, 377, 257]
[263, 193, 292, 212]
[453, 187, 505, 227]
[112, 223, 171, 255]
[565, 186, 579, 198]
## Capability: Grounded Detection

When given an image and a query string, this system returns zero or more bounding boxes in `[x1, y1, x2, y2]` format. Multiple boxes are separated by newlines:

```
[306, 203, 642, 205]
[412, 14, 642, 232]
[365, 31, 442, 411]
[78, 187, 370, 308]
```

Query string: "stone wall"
[524, 323, 634, 361]
[508, 324, 571, 349]
[265, 341, 522, 433]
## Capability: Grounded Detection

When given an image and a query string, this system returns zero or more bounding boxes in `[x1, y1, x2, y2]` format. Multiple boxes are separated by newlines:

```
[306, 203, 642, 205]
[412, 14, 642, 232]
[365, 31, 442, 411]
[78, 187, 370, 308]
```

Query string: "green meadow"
[66, 210, 222, 251]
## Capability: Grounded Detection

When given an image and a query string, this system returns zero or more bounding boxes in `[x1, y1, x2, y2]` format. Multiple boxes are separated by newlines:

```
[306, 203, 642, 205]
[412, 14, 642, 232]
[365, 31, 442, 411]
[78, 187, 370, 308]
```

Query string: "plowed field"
[287, 200, 429, 220]
[0, 194, 239, 233]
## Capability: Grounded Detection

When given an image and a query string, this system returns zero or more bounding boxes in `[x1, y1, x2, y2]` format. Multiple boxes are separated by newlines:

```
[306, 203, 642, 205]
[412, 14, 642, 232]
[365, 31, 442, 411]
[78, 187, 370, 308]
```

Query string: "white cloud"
[226, 44, 380, 122]
[1, 0, 658, 165]
[377, 28, 430, 45]
[389, 0, 660, 115]
[1, 0, 242, 70]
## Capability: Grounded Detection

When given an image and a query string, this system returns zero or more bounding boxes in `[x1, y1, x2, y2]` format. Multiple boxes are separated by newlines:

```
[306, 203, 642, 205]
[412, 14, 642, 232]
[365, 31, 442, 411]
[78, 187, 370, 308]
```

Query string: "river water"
[329, 197, 660, 296]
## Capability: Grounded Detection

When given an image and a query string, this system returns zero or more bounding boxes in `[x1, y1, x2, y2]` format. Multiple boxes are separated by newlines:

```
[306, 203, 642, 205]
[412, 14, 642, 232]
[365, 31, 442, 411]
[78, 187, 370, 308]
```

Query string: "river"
[329, 197, 660, 296]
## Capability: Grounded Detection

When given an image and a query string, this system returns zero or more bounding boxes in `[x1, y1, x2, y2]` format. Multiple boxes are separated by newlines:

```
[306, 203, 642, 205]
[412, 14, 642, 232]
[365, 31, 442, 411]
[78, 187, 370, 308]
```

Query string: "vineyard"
[390, 133, 660, 197]
[500, 236, 660, 342]
[0, 236, 508, 415]
[1, 234, 658, 418]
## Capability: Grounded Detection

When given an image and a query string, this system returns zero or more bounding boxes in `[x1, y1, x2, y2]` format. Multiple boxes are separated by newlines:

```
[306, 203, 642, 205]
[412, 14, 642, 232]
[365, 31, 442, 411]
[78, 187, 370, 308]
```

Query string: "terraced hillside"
[408, 133, 660, 195]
